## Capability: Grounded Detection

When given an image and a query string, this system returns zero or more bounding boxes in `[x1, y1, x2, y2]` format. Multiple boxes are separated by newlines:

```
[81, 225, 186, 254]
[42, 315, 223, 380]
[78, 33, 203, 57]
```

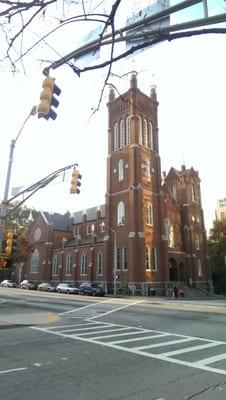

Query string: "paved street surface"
[1, 288, 226, 400]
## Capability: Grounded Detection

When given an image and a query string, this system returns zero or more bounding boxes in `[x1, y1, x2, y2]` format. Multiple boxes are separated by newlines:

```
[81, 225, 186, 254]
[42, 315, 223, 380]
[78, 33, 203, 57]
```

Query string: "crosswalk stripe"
[92, 329, 150, 340]
[60, 324, 114, 333]
[89, 300, 144, 320]
[133, 337, 196, 351]
[110, 332, 169, 345]
[195, 352, 226, 366]
[47, 322, 98, 330]
[160, 342, 221, 357]
[78, 327, 132, 337]
[58, 299, 113, 315]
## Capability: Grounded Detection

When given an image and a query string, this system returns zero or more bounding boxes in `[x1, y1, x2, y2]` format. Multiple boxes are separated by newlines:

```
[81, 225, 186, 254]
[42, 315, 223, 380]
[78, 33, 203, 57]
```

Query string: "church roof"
[41, 211, 71, 231]
[72, 204, 105, 223]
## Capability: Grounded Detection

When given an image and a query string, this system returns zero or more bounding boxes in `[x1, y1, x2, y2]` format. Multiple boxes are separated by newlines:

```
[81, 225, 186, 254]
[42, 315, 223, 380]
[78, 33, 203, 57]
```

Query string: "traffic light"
[5, 231, 17, 256]
[37, 76, 61, 120]
[5, 230, 13, 256]
[0, 258, 10, 268]
[70, 168, 82, 194]
[12, 234, 18, 254]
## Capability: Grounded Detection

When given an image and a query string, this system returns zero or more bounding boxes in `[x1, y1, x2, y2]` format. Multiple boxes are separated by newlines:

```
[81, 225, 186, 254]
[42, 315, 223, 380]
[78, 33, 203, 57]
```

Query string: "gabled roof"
[165, 166, 199, 182]
[72, 204, 105, 224]
[41, 211, 71, 231]
[53, 232, 106, 249]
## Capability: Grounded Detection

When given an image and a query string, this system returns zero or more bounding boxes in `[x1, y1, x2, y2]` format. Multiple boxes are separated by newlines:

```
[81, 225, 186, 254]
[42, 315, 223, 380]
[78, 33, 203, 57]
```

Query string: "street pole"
[0, 106, 37, 252]
[3, 106, 37, 203]
[113, 229, 117, 296]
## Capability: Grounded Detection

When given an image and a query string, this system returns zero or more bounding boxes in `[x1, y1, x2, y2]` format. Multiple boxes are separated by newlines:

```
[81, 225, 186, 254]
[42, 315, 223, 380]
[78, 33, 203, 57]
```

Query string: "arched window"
[191, 184, 195, 202]
[113, 122, 119, 151]
[122, 246, 128, 270]
[146, 160, 151, 181]
[172, 184, 177, 200]
[31, 249, 39, 273]
[117, 201, 125, 226]
[168, 224, 175, 248]
[146, 203, 153, 225]
[197, 259, 202, 277]
[80, 253, 88, 275]
[126, 116, 131, 145]
[52, 254, 58, 276]
[151, 247, 157, 271]
[195, 235, 200, 250]
[116, 247, 121, 271]
[145, 246, 151, 270]
[143, 118, 148, 147]
[119, 119, 125, 148]
[149, 121, 153, 150]
[66, 254, 72, 275]
[97, 252, 103, 275]
[138, 115, 143, 145]
[118, 159, 124, 181]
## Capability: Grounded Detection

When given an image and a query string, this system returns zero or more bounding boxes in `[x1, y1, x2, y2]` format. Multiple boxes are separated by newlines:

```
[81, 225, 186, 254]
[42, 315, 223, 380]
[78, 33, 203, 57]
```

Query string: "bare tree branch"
[0, 0, 226, 114]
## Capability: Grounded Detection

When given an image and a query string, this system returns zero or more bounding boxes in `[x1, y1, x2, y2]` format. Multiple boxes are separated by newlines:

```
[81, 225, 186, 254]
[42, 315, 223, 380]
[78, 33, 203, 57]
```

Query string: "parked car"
[37, 282, 56, 292]
[79, 282, 105, 296]
[56, 283, 80, 294]
[0, 279, 17, 288]
[20, 280, 38, 290]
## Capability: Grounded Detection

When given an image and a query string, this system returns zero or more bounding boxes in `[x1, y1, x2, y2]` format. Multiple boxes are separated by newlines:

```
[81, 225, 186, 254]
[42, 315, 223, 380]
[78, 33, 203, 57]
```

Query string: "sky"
[0, 0, 226, 235]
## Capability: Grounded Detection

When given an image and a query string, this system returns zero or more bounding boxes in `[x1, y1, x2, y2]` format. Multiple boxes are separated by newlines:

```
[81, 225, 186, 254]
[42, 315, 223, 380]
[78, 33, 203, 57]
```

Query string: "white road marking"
[89, 300, 144, 320]
[79, 327, 136, 337]
[92, 329, 150, 340]
[133, 337, 196, 351]
[110, 333, 169, 345]
[58, 299, 113, 315]
[161, 342, 223, 357]
[60, 323, 114, 333]
[0, 367, 27, 375]
[47, 321, 99, 330]
[196, 352, 226, 366]
[32, 321, 226, 376]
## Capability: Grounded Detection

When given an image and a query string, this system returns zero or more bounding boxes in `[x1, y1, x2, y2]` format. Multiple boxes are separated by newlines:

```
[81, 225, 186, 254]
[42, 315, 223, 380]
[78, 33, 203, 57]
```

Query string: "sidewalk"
[132, 294, 226, 314]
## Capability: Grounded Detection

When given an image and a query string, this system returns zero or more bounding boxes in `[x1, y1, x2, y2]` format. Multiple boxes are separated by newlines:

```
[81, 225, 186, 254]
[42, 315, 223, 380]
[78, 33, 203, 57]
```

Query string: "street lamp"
[3, 106, 37, 202]
[101, 222, 117, 296]
[0, 106, 37, 252]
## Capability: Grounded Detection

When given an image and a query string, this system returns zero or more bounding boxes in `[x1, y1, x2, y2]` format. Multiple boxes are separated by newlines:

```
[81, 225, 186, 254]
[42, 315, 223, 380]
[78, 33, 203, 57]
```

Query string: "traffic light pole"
[0, 106, 37, 252]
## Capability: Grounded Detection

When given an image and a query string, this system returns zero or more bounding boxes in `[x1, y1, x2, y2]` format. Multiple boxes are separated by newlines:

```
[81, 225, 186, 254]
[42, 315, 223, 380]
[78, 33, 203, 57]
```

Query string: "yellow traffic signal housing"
[5, 230, 13, 256]
[37, 76, 61, 120]
[70, 168, 82, 194]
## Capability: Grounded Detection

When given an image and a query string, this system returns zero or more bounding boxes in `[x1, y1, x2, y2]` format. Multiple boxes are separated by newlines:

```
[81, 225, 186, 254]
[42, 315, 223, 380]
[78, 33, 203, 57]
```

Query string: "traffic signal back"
[70, 168, 82, 194]
[37, 76, 61, 120]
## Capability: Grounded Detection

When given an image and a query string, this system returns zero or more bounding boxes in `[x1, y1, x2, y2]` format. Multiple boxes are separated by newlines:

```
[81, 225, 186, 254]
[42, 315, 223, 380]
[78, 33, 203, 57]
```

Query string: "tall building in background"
[215, 198, 226, 222]
[24, 75, 211, 294]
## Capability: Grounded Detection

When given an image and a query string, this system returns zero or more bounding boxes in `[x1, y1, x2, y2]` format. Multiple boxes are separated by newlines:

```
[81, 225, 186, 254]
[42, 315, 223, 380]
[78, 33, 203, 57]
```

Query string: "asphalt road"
[1, 288, 226, 400]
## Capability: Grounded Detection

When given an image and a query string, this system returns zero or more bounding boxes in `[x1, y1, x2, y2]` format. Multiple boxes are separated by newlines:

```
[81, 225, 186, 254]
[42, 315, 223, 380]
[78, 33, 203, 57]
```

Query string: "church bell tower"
[105, 74, 168, 291]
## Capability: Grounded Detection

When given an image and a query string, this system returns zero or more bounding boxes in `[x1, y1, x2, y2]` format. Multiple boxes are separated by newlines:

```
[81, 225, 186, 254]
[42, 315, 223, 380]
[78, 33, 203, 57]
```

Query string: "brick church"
[23, 74, 211, 294]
